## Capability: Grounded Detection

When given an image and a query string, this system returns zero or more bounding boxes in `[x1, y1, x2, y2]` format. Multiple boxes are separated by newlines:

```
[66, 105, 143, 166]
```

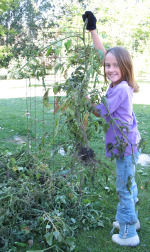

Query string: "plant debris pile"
[0, 148, 105, 251]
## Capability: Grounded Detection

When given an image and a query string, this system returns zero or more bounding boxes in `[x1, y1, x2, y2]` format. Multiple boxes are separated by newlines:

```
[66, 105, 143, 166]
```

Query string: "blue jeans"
[115, 151, 140, 224]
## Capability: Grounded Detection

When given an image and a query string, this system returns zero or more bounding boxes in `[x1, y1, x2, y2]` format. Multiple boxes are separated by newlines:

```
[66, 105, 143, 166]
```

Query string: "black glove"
[82, 11, 97, 30]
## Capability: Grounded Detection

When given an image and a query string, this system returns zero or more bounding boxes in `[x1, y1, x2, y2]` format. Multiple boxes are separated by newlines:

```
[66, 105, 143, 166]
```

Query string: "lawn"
[0, 95, 150, 251]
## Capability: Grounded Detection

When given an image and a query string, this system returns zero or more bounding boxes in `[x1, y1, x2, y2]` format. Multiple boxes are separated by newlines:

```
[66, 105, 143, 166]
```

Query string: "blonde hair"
[104, 47, 139, 93]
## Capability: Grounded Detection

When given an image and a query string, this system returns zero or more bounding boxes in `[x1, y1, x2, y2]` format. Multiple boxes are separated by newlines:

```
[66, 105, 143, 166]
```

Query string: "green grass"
[0, 97, 150, 251]
[0, 97, 67, 152]
[134, 104, 150, 153]
[0, 98, 27, 151]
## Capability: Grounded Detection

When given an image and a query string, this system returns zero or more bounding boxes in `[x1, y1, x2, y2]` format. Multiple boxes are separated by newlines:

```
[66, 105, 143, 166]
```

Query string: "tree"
[1, 0, 150, 74]
[0, 0, 19, 13]
[0, 0, 55, 67]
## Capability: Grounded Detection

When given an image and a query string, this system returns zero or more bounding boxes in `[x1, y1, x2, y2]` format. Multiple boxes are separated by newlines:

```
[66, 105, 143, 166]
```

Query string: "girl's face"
[105, 52, 122, 86]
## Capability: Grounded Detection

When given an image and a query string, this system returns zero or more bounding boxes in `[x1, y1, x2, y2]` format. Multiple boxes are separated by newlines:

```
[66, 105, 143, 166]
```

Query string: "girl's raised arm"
[82, 11, 106, 55]
[90, 30, 106, 55]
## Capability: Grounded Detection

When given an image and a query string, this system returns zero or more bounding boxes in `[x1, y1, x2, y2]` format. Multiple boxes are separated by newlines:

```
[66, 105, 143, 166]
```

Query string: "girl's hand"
[82, 11, 97, 30]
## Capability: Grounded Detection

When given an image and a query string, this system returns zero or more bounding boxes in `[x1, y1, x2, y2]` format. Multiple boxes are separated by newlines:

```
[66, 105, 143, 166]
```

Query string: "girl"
[82, 11, 141, 247]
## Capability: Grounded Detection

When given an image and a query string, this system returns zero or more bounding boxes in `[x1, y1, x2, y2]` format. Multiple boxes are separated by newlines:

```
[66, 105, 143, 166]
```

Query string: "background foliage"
[0, 0, 150, 76]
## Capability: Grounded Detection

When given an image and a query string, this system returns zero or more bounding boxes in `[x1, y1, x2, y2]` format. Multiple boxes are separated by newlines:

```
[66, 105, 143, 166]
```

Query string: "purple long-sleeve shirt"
[96, 81, 141, 157]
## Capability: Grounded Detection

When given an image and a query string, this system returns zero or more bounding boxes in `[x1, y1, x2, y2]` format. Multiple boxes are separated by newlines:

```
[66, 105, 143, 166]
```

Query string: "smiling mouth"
[109, 74, 117, 77]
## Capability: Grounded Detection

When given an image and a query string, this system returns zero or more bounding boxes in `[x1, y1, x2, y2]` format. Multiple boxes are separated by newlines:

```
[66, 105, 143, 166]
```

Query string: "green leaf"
[60, 195, 66, 203]
[66, 236, 76, 251]
[88, 66, 94, 78]
[96, 49, 104, 61]
[43, 89, 50, 107]
[53, 85, 62, 95]
[97, 221, 104, 227]
[101, 96, 108, 106]
[12, 166, 18, 172]
[10, 157, 16, 167]
[64, 39, 71, 51]
[14, 242, 26, 247]
[65, 107, 74, 117]
[36, 173, 41, 179]
[55, 63, 64, 74]
[44, 232, 53, 246]
[71, 218, 76, 223]
[54, 118, 60, 138]
[53, 230, 62, 242]
[36, 71, 40, 80]
[55, 41, 62, 56]
[144, 180, 150, 190]
[103, 122, 110, 133]
[93, 61, 99, 71]
[53, 86, 58, 95]
[138, 138, 146, 151]
[46, 46, 52, 57]
[56, 195, 66, 204]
